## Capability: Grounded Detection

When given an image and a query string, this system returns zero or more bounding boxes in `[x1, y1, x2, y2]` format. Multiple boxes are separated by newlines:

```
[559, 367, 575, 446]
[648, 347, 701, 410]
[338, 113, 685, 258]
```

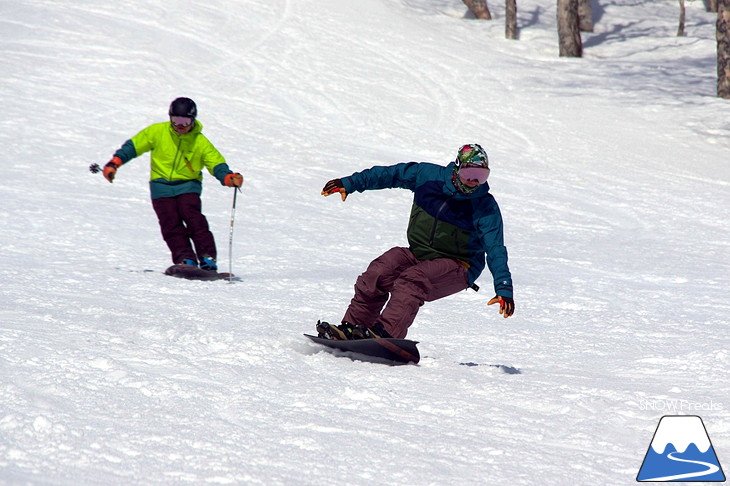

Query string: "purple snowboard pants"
[343, 247, 469, 339]
[151, 193, 217, 265]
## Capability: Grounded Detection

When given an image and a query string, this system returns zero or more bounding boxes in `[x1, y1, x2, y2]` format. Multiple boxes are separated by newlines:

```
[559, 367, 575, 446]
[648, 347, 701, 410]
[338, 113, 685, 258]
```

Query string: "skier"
[317, 144, 514, 340]
[97, 97, 243, 270]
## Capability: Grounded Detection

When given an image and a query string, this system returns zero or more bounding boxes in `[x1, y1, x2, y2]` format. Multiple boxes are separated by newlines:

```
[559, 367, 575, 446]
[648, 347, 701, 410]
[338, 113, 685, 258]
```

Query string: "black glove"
[321, 178, 347, 201]
[488, 295, 515, 318]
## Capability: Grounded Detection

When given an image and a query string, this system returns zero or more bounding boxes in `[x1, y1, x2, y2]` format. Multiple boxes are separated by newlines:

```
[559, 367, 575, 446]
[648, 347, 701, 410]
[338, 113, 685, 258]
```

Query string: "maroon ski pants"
[151, 193, 217, 265]
[343, 247, 469, 338]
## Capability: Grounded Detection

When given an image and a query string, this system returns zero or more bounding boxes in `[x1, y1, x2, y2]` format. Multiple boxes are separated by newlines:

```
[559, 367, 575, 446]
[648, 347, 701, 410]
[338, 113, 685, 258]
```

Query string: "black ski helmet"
[169, 97, 197, 119]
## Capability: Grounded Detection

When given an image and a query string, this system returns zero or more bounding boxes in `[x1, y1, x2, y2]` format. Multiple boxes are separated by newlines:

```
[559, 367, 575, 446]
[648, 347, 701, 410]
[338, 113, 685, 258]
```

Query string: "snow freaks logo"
[637, 415, 726, 482]
[639, 399, 724, 412]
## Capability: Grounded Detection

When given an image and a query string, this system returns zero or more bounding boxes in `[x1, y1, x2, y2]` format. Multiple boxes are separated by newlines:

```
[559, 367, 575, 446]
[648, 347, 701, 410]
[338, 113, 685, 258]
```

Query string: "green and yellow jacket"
[342, 161, 513, 298]
[113, 121, 233, 199]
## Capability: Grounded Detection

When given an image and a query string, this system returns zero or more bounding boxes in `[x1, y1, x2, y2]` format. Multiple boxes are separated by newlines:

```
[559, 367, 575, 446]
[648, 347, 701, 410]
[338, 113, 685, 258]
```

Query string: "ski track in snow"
[1, 0, 729, 485]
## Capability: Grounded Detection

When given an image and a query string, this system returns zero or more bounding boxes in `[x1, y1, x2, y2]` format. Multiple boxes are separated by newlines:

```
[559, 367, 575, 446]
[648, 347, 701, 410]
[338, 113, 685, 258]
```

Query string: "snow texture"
[1, 0, 728, 485]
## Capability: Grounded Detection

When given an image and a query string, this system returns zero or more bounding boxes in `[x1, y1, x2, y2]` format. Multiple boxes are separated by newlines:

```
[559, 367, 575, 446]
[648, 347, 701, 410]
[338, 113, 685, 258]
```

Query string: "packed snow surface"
[1, 0, 728, 484]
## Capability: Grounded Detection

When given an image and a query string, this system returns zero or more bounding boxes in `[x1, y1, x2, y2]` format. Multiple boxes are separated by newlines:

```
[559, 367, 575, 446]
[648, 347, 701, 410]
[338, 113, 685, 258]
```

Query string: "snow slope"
[1, 0, 728, 484]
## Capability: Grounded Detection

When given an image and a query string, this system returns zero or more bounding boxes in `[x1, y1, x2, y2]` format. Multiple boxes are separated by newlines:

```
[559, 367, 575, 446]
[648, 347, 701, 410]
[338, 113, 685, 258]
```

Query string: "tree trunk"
[463, 0, 492, 20]
[557, 0, 583, 57]
[678, 0, 686, 36]
[578, 0, 594, 32]
[506, 0, 518, 39]
[708, 0, 719, 12]
[718, 0, 730, 98]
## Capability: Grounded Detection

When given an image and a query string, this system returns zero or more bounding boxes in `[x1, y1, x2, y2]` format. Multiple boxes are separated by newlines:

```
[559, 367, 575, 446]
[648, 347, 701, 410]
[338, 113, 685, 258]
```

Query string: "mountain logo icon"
[637, 415, 726, 482]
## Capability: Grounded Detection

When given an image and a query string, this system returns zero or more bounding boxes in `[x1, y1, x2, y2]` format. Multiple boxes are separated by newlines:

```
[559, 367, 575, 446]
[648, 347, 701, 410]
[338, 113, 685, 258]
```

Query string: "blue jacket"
[342, 161, 513, 298]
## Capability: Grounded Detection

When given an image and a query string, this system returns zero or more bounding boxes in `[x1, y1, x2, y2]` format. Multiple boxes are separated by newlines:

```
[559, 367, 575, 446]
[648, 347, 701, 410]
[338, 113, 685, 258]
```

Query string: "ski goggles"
[170, 116, 194, 128]
[458, 166, 490, 184]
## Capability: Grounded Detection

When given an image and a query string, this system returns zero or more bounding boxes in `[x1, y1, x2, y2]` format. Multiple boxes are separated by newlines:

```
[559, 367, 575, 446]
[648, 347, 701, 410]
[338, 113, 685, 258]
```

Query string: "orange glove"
[321, 178, 347, 201]
[103, 156, 123, 183]
[488, 295, 515, 318]
[224, 173, 243, 187]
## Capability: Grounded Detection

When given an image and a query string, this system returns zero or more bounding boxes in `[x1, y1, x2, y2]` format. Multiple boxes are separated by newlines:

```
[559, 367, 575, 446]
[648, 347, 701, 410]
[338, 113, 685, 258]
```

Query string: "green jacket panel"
[407, 204, 471, 263]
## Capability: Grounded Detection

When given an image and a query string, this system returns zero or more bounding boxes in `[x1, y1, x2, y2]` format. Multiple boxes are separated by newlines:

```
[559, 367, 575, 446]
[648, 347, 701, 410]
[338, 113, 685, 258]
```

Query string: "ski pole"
[228, 187, 241, 282]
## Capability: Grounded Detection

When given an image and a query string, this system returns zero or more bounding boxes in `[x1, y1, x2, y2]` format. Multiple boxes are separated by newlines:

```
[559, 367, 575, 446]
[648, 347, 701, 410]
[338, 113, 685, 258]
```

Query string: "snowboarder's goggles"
[459, 166, 490, 184]
[170, 116, 194, 127]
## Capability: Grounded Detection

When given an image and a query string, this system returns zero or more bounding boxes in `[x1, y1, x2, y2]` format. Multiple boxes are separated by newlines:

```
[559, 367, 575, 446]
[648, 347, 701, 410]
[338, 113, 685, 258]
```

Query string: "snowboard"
[164, 264, 234, 281]
[304, 334, 420, 364]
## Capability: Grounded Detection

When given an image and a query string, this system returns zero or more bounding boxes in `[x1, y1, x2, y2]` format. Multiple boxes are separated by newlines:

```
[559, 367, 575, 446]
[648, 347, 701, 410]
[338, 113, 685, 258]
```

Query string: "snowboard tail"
[164, 264, 233, 281]
[305, 334, 420, 364]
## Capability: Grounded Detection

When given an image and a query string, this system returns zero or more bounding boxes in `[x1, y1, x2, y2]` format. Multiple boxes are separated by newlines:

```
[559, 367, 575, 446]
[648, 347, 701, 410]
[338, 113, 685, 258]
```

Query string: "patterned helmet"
[453, 144, 490, 194]
[456, 143, 489, 168]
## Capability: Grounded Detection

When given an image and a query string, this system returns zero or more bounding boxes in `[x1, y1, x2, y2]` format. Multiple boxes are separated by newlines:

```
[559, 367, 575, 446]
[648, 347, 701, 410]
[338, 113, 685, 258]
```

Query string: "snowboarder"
[317, 144, 514, 340]
[96, 97, 243, 270]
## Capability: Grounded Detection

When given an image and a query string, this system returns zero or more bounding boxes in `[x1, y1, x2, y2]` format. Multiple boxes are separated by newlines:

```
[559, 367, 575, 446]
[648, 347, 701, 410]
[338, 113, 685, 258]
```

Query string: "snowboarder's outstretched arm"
[322, 162, 423, 201]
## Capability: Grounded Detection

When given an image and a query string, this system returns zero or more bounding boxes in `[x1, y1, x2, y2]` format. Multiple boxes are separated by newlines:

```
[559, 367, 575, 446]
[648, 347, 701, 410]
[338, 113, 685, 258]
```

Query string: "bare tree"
[463, 0, 492, 20]
[708, 0, 719, 12]
[578, 0, 594, 32]
[506, 0, 518, 39]
[678, 0, 686, 36]
[557, 0, 583, 57]
[719, 0, 730, 98]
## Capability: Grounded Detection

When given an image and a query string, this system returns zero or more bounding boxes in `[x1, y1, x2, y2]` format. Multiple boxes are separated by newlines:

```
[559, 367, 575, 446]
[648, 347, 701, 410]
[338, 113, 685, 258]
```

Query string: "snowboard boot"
[363, 322, 392, 339]
[316, 321, 392, 340]
[199, 255, 217, 271]
[316, 321, 365, 340]
[180, 258, 197, 267]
